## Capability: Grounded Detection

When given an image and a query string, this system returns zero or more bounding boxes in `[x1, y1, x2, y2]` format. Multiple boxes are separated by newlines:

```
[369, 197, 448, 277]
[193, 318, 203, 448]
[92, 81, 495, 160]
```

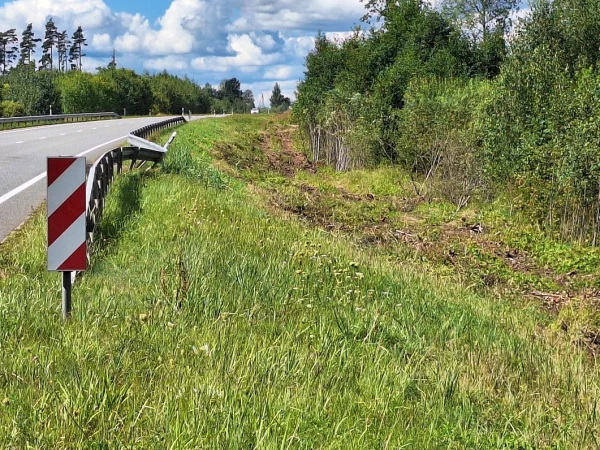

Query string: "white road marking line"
[77, 130, 83, 133]
[0, 119, 119, 135]
[0, 172, 46, 205]
[0, 135, 128, 206]
[60, 133, 67, 136]
[39, 137, 47, 140]
[15, 141, 24, 144]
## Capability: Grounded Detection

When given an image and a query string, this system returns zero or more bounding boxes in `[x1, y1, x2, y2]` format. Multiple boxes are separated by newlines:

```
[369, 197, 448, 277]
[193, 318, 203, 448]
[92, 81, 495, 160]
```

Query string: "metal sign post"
[62, 272, 72, 319]
[47, 157, 87, 320]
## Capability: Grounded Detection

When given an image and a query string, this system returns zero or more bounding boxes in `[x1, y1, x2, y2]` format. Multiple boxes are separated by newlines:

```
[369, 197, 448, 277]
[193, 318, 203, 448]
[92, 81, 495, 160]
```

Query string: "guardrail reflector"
[47, 157, 87, 271]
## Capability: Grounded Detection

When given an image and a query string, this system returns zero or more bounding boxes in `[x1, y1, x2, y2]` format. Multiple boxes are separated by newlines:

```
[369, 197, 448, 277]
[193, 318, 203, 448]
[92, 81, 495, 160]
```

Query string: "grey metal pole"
[62, 271, 72, 320]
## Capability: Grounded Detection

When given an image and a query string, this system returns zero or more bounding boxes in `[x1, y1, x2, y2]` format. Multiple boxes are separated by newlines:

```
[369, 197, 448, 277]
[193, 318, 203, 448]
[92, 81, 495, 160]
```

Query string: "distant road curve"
[0, 115, 213, 243]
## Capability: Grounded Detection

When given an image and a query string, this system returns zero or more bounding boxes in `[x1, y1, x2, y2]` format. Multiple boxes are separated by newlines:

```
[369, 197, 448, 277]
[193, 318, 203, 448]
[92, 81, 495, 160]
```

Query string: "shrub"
[395, 78, 491, 209]
[0, 100, 26, 117]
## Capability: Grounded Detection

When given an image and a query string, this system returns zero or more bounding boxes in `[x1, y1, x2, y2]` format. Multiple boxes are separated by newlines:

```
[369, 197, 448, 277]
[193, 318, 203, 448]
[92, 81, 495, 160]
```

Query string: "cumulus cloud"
[91, 33, 112, 52]
[263, 65, 300, 80]
[191, 33, 281, 72]
[144, 55, 189, 71]
[229, 0, 363, 32]
[0, 0, 367, 97]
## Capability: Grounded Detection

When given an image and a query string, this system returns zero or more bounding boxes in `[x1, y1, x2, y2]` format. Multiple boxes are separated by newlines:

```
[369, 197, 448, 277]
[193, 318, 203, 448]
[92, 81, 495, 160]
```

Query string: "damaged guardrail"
[85, 117, 185, 251]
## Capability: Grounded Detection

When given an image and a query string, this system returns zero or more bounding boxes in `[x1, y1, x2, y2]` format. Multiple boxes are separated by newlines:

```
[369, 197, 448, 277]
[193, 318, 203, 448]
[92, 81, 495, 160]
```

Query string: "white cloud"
[0, 0, 366, 98]
[91, 33, 112, 52]
[263, 65, 299, 80]
[192, 33, 280, 72]
[325, 31, 355, 42]
[144, 55, 189, 71]
[0, 0, 113, 32]
[282, 35, 315, 58]
[229, 0, 364, 32]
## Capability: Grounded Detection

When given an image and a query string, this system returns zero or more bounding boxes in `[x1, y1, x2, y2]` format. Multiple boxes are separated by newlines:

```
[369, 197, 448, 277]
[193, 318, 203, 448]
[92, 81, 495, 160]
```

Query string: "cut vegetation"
[1, 116, 600, 448]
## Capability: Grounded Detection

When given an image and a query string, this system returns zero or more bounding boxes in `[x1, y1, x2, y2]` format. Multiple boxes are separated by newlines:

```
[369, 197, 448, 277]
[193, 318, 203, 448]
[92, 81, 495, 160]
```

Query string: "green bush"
[395, 78, 491, 208]
[482, 0, 600, 242]
[0, 100, 26, 117]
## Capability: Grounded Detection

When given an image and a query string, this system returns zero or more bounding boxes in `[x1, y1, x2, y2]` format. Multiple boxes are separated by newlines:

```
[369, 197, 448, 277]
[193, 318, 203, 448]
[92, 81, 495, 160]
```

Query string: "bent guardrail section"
[0, 112, 121, 129]
[84, 117, 185, 255]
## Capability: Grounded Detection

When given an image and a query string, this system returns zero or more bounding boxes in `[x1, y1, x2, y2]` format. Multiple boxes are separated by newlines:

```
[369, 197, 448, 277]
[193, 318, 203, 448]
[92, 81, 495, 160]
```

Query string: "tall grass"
[0, 116, 599, 448]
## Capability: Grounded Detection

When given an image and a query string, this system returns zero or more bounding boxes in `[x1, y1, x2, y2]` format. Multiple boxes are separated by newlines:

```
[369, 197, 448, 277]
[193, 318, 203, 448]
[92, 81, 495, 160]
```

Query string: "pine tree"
[40, 18, 58, 70]
[270, 83, 287, 108]
[69, 26, 87, 71]
[57, 30, 70, 72]
[19, 23, 41, 65]
[0, 29, 18, 75]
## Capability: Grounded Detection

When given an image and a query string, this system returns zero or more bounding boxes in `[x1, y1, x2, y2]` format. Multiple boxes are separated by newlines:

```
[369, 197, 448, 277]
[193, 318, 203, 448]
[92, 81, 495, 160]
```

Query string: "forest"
[0, 65, 256, 118]
[294, 0, 600, 245]
[0, 21, 256, 118]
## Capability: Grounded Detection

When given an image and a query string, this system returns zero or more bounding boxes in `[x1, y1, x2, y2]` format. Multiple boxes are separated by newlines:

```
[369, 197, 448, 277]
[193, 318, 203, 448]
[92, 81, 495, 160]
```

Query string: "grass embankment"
[0, 115, 599, 448]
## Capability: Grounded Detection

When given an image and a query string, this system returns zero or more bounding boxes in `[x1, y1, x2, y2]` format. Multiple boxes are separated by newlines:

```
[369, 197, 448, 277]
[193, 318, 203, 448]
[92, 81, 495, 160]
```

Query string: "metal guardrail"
[0, 112, 120, 128]
[84, 117, 185, 252]
[130, 116, 187, 139]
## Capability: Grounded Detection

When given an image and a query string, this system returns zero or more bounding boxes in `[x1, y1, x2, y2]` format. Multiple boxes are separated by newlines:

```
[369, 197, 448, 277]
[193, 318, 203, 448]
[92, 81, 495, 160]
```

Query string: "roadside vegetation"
[1, 115, 600, 448]
[0, 20, 261, 118]
[295, 0, 600, 246]
[3, 0, 600, 446]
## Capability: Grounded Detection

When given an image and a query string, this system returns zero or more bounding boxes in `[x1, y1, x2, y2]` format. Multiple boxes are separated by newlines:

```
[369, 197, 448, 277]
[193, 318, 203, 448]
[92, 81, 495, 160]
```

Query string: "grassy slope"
[0, 116, 599, 448]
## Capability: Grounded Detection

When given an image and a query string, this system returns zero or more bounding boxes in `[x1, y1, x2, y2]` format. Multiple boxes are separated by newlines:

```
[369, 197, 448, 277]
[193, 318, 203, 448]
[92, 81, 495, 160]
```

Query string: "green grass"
[1, 116, 600, 448]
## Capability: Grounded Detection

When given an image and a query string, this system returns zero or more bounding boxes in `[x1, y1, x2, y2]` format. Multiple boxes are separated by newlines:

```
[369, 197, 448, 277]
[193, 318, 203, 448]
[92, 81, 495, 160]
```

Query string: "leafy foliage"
[295, 1, 476, 170]
[296, 0, 600, 245]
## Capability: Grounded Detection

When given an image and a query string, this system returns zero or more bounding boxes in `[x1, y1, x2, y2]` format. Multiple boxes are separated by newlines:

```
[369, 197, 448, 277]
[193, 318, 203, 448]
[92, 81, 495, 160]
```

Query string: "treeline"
[0, 65, 256, 117]
[0, 20, 87, 74]
[295, 0, 600, 244]
[0, 21, 256, 117]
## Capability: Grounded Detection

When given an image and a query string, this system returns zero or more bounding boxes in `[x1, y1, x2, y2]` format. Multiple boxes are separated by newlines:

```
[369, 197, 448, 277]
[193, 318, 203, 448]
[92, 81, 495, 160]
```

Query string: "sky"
[0, 0, 366, 105]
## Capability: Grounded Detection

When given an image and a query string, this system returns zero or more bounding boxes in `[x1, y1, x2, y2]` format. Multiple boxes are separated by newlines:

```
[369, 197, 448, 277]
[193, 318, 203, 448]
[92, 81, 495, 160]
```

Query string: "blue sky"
[0, 0, 365, 104]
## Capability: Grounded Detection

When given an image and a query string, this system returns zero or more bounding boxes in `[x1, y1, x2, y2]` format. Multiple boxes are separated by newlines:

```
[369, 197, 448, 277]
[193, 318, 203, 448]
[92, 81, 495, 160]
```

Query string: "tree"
[0, 29, 18, 75]
[40, 18, 58, 70]
[242, 89, 255, 109]
[69, 26, 87, 71]
[442, 0, 518, 44]
[270, 83, 284, 107]
[3, 64, 60, 114]
[220, 78, 242, 102]
[97, 68, 153, 115]
[57, 30, 70, 72]
[19, 23, 41, 66]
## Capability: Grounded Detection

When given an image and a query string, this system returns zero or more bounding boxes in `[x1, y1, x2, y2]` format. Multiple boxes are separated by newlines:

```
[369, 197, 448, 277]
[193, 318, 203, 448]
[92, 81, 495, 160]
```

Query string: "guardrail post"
[107, 152, 114, 187]
[117, 148, 123, 174]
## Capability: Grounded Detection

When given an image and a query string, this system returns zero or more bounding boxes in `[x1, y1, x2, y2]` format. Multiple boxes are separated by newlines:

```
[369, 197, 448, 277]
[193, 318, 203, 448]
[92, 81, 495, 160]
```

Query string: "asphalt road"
[0, 116, 195, 243]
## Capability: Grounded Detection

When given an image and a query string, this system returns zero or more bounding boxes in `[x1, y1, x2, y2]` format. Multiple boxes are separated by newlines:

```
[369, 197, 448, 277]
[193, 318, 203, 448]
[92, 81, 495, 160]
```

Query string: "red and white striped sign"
[47, 157, 87, 271]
